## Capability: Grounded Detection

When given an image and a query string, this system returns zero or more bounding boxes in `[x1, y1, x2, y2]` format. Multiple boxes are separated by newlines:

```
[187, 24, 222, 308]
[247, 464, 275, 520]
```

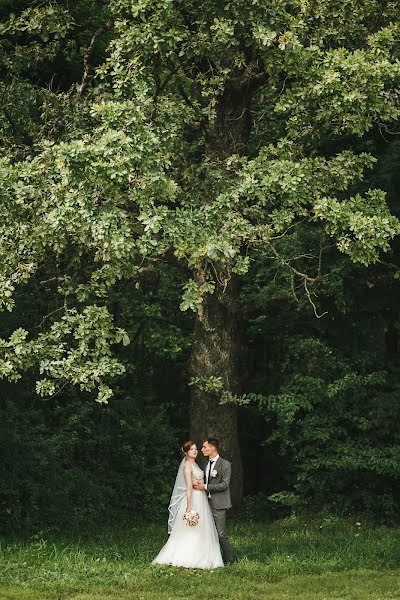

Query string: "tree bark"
[189, 277, 243, 505]
[189, 69, 262, 505]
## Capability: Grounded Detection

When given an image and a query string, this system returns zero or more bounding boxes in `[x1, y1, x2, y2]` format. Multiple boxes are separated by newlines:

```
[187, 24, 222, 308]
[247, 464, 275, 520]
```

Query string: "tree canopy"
[1, 0, 400, 525]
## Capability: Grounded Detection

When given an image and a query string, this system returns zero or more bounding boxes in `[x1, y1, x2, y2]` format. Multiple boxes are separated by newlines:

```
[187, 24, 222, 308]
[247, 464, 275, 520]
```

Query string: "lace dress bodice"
[191, 462, 204, 485]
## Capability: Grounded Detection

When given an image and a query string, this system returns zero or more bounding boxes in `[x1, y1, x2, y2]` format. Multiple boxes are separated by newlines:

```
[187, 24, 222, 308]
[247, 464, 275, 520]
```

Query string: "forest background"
[1, 0, 400, 540]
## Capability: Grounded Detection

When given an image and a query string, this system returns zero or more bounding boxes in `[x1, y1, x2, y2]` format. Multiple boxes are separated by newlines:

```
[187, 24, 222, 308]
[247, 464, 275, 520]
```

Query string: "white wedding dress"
[152, 459, 224, 569]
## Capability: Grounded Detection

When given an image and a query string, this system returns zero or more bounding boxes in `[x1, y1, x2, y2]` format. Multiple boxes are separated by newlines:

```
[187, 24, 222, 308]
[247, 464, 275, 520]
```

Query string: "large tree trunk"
[189, 277, 243, 505]
[189, 68, 262, 505]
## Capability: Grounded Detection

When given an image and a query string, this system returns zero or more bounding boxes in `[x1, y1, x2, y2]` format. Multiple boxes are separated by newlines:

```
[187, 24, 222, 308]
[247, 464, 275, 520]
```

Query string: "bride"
[152, 440, 224, 569]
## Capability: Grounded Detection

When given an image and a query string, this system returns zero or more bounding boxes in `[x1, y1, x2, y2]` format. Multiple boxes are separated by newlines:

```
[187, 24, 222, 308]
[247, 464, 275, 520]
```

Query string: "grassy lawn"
[1, 516, 399, 599]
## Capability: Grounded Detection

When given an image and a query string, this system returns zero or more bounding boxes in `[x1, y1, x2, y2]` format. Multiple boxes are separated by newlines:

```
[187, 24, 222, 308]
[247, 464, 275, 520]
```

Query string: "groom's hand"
[193, 482, 205, 490]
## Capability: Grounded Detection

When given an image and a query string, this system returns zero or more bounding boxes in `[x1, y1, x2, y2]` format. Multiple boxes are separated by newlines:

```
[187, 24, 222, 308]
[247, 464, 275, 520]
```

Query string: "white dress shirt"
[205, 454, 220, 491]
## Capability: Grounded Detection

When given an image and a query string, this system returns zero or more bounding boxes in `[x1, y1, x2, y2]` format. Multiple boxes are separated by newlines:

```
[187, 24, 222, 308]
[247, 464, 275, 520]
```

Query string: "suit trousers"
[209, 500, 234, 563]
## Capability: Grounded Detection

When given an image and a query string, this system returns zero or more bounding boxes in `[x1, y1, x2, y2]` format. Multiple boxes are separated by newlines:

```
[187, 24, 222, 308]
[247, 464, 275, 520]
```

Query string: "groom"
[193, 437, 235, 564]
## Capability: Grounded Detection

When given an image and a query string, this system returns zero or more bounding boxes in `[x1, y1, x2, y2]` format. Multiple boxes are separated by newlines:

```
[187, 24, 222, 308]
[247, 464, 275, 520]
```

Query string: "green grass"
[1, 516, 399, 599]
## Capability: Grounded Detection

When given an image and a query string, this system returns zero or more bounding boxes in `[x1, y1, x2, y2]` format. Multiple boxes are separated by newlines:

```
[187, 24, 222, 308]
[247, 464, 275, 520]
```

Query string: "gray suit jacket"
[204, 456, 232, 510]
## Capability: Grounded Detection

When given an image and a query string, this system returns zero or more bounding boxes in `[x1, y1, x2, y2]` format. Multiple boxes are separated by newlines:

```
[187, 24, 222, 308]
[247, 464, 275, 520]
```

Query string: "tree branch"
[266, 241, 317, 282]
[304, 278, 328, 319]
[266, 241, 328, 318]
[151, 59, 180, 119]
[76, 21, 113, 100]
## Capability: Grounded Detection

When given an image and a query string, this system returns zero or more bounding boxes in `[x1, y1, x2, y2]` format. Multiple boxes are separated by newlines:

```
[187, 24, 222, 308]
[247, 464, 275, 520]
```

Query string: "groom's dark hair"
[205, 437, 220, 451]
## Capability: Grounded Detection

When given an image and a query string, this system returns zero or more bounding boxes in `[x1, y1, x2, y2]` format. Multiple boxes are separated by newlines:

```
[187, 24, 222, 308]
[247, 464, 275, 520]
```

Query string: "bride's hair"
[181, 440, 196, 457]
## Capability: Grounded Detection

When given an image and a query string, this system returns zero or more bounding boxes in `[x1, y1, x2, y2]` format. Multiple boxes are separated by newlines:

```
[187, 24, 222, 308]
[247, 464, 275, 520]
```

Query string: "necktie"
[207, 460, 215, 485]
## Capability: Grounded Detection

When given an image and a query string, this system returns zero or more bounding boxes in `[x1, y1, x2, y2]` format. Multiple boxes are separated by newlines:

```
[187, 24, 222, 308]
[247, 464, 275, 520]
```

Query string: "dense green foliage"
[0, 265, 190, 533]
[1, 0, 400, 532]
[237, 138, 400, 518]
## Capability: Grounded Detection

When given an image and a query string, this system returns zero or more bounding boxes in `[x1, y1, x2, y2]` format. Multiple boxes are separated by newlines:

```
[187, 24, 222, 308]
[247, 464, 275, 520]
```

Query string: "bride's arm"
[184, 462, 192, 511]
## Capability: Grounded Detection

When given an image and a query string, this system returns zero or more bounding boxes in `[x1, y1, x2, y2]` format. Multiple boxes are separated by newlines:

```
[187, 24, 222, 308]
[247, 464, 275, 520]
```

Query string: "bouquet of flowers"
[183, 510, 200, 527]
